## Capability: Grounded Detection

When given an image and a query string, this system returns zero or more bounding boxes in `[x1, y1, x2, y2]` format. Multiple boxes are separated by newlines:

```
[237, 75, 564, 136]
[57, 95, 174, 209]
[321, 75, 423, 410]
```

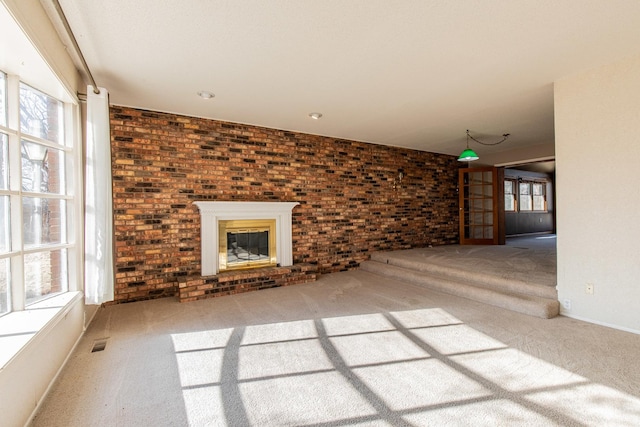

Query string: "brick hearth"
[178, 263, 318, 302]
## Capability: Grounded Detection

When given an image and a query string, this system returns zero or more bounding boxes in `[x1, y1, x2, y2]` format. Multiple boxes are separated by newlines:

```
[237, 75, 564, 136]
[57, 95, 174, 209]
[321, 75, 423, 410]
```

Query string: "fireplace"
[194, 201, 299, 275]
[219, 219, 276, 271]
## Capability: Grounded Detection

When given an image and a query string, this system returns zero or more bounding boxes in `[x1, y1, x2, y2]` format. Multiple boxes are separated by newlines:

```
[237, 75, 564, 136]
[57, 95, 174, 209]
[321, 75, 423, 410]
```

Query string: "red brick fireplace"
[175, 201, 316, 303]
[110, 106, 459, 303]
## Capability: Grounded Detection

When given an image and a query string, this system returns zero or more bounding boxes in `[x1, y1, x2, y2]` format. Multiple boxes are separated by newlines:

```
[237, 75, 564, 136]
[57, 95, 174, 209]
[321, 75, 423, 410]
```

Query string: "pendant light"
[457, 130, 510, 162]
[458, 131, 479, 162]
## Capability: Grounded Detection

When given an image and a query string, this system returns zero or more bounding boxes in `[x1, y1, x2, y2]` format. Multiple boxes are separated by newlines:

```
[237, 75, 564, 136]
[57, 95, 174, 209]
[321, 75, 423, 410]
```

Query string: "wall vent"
[91, 338, 108, 353]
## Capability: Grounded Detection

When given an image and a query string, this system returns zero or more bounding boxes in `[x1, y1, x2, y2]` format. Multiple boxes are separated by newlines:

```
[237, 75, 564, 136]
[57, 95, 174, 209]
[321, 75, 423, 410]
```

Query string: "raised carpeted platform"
[361, 236, 559, 318]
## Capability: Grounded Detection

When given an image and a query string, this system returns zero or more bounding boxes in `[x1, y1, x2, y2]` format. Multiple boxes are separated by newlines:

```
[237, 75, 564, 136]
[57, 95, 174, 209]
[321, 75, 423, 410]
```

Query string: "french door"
[459, 167, 505, 245]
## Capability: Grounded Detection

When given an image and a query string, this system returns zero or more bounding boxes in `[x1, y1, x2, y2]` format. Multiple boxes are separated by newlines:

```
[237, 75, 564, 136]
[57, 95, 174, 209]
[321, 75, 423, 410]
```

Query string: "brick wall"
[110, 106, 460, 303]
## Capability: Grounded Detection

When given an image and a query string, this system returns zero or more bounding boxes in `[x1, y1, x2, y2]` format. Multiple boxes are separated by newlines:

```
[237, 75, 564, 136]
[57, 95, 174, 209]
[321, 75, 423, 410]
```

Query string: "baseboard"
[84, 304, 101, 330]
[506, 231, 555, 238]
[560, 313, 640, 336]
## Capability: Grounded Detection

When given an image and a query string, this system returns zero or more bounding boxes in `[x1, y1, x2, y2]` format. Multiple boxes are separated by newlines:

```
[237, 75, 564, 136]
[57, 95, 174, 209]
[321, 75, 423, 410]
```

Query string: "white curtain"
[85, 85, 114, 304]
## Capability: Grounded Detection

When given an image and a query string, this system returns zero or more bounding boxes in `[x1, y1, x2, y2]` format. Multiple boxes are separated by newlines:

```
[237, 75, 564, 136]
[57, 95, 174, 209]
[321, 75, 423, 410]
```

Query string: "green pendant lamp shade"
[458, 148, 479, 162]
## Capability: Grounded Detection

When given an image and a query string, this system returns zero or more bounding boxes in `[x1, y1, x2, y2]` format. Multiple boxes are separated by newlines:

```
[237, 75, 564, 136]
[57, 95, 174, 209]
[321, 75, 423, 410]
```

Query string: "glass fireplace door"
[218, 219, 277, 271]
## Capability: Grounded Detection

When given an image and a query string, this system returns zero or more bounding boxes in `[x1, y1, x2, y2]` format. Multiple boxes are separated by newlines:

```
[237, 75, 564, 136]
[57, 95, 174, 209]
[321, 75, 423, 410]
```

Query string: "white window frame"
[519, 181, 533, 212]
[532, 182, 547, 212]
[506, 178, 548, 214]
[504, 179, 517, 212]
[0, 71, 81, 316]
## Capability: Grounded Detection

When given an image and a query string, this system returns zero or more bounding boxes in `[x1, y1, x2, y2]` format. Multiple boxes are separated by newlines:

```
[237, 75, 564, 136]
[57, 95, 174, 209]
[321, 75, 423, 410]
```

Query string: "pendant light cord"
[466, 129, 510, 146]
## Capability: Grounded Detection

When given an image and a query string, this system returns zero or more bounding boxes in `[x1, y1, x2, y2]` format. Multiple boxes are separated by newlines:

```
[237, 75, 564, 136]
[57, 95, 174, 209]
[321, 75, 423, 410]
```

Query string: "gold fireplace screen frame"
[218, 219, 277, 272]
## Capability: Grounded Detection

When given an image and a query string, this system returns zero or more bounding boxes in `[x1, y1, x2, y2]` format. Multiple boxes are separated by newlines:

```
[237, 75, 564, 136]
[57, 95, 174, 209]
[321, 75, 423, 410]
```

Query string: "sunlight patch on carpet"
[169, 307, 640, 426]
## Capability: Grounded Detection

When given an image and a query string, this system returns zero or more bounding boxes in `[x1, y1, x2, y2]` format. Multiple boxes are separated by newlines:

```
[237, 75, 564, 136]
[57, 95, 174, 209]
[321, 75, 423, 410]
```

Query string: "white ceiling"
[55, 0, 640, 158]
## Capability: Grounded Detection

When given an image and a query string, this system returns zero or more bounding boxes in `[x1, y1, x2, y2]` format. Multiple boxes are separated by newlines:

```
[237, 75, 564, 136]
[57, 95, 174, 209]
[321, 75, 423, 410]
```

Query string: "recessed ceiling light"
[197, 91, 214, 99]
[308, 112, 322, 120]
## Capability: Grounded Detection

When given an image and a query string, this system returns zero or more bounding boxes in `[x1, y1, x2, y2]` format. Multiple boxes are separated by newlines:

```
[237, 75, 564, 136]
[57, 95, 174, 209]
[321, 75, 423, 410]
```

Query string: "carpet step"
[360, 260, 559, 319]
[370, 251, 557, 300]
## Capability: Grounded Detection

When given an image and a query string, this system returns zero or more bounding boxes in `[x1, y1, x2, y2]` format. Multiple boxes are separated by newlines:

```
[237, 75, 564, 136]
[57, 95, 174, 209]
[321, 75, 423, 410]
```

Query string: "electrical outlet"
[586, 283, 594, 295]
[562, 299, 572, 310]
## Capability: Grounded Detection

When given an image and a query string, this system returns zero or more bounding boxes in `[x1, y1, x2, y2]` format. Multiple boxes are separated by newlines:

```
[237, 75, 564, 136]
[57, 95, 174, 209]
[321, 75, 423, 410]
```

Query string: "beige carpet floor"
[30, 237, 640, 426]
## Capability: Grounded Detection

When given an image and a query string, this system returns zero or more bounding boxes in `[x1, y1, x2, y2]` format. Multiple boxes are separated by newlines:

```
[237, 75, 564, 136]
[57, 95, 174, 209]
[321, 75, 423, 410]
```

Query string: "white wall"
[0, 295, 85, 427]
[555, 54, 640, 333]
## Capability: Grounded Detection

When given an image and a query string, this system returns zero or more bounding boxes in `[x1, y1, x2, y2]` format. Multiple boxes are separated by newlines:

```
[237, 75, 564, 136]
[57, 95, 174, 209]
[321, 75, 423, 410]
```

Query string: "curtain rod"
[52, 0, 100, 95]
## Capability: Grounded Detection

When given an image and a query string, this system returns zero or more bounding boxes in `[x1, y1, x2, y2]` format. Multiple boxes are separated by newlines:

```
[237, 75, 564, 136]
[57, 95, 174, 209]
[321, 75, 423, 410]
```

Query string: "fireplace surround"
[194, 201, 299, 276]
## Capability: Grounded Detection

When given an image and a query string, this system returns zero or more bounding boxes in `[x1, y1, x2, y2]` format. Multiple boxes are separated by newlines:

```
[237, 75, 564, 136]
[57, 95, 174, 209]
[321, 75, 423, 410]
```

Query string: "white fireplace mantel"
[194, 201, 299, 276]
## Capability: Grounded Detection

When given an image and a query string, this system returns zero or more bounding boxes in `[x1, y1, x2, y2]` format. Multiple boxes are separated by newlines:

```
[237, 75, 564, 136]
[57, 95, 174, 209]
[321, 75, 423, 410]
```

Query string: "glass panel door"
[459, 167, 504, 245]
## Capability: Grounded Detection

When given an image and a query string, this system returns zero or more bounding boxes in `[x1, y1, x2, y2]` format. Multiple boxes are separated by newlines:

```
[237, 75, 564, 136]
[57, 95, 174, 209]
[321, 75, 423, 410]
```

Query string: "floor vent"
[91, 339, 108, 353]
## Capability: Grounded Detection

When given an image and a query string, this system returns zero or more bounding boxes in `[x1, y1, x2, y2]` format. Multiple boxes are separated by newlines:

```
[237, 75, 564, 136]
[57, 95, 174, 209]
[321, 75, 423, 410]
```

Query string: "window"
[532, 182, 546, 211]
[1, 71, 7, 314]
[505, 177, 547, 213]
[0, 71, 77, 315]
[504, 180, 516, 211]
[519, 182, 532, 211]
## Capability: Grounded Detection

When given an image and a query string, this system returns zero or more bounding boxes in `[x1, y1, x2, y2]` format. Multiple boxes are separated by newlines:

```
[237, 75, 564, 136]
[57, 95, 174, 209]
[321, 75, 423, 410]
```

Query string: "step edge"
[360, 262, 559, 319]
[364, 257, 557, 299]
